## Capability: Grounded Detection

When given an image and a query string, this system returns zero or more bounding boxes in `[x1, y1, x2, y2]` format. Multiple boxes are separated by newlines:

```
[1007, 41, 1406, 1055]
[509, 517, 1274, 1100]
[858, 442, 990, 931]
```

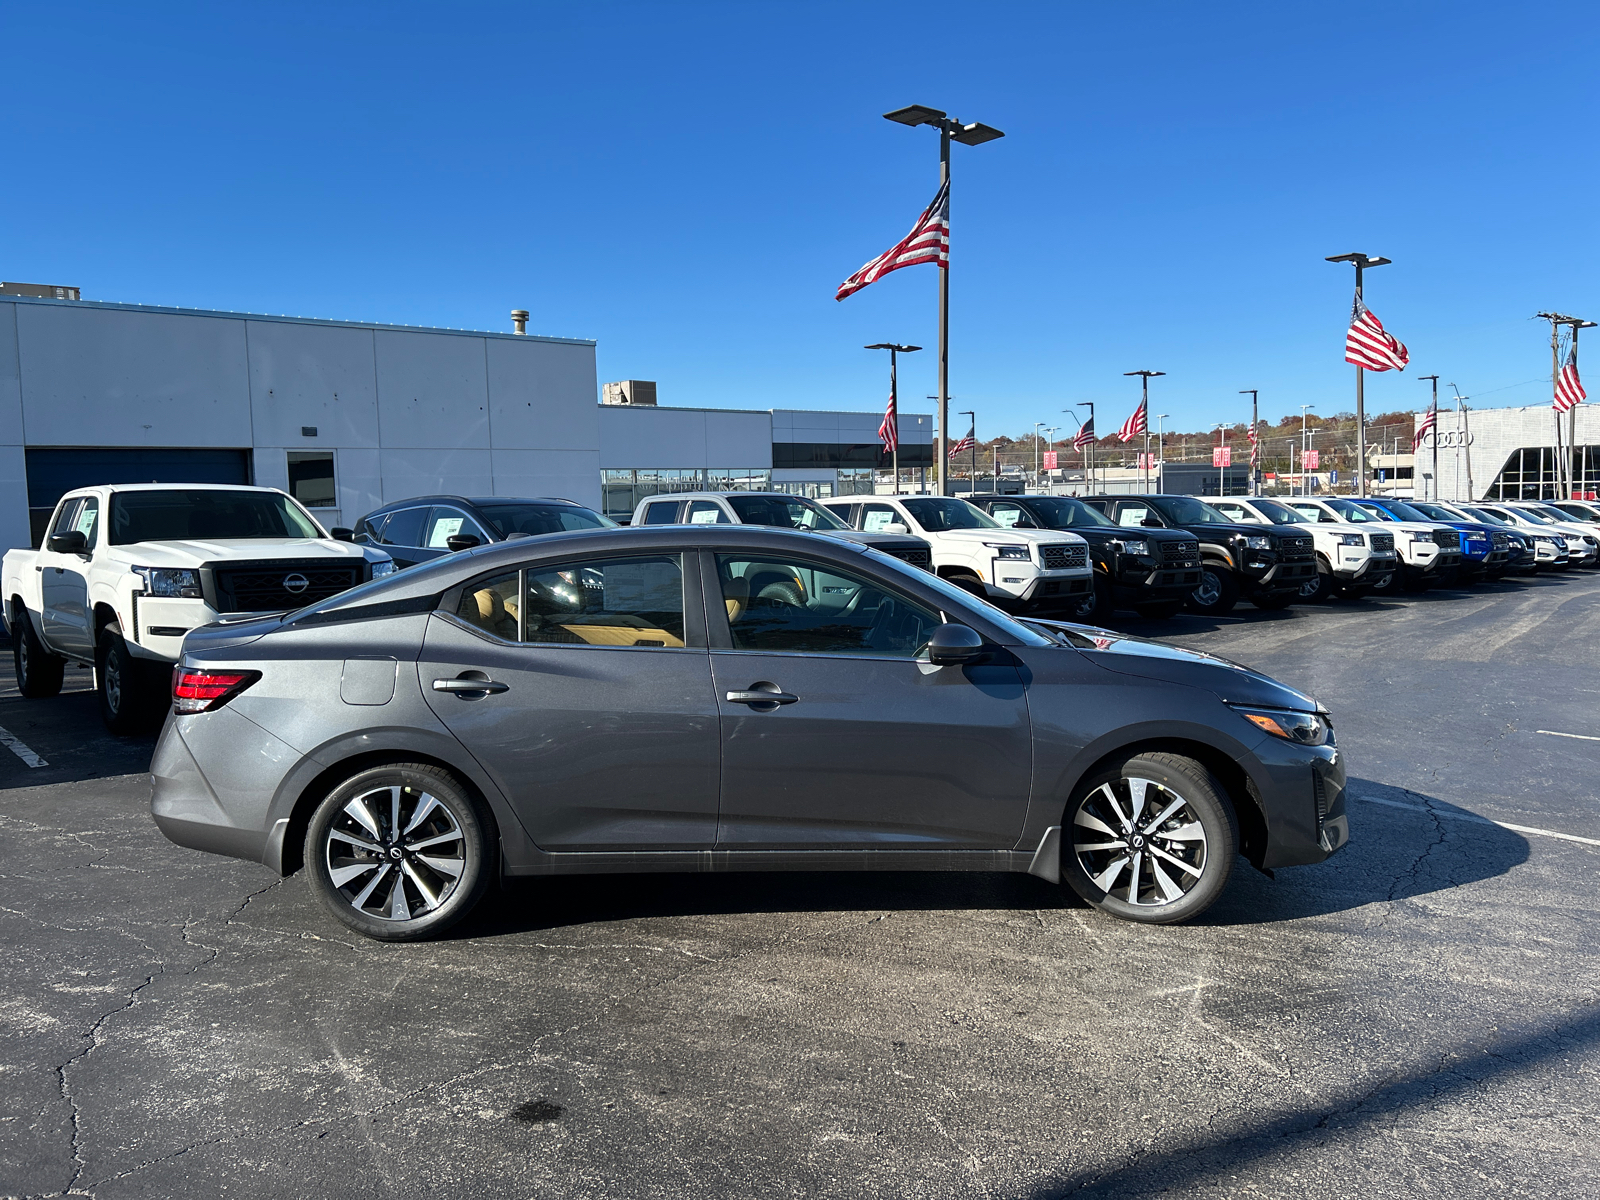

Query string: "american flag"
[948, 419, 975, 458]
[1072, 416, 1095, 448]
[1555, 346, 1587, 412]
[836, 181, 950, 302]
[878, 391, 899, 452]
[1413, 399, 1437, 450]
[1116, 400, 1147, 443]
[1345, 297, 1409, 372]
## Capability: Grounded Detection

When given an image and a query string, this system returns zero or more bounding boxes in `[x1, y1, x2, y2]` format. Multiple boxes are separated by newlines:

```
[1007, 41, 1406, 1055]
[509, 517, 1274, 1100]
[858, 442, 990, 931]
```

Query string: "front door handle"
[726, 688, 799, 706]
[432, 677, 509, 695]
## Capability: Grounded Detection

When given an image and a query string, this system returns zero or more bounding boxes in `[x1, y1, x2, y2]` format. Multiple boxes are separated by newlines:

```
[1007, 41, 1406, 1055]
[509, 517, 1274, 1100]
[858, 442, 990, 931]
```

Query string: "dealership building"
[0, 292, 931, 550]
[1416, 402, 1599, 503]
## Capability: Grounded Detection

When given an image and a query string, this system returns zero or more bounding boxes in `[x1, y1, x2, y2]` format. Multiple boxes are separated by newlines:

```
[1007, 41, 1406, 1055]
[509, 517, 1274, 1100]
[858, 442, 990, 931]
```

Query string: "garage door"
[26, 448, 253, 548]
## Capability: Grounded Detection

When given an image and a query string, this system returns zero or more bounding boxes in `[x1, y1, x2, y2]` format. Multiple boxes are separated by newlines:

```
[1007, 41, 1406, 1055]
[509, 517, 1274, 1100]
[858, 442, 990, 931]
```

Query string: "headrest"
[722, 574, 749, 623]
[473, 588, 506, 624]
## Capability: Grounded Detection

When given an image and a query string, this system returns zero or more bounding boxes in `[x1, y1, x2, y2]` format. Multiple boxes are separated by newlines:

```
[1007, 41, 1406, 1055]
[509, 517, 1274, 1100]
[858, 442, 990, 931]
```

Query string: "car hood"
[1027, 619, 1320, 712]
[104, 538, 374, 567]
[821, 530, 929, 551]
[930, 527, 1087, 546]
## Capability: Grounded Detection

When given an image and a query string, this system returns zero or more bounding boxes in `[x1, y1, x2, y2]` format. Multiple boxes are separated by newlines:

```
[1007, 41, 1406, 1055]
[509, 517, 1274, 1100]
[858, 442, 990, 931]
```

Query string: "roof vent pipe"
[510, 309, 529, 335]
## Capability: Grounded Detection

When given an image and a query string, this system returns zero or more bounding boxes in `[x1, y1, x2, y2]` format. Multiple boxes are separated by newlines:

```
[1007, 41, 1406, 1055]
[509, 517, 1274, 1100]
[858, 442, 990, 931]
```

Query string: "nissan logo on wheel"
[282, 573, 310, 594]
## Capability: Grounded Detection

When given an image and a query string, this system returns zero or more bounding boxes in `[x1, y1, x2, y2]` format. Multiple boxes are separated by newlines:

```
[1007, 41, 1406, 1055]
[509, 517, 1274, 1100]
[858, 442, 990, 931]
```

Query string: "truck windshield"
[1149, 496, 1233, 524]
[1249, 499, 1306, 523]
[476, 503, 616, 537]
[109, 490, 322, 544]
[1375, 500, 1432, 522]
[901, 498, 999, 531]
[1328, 501, 1384, 523]
[1018, 497, 1116, 528]
[727, 495, 849, 530]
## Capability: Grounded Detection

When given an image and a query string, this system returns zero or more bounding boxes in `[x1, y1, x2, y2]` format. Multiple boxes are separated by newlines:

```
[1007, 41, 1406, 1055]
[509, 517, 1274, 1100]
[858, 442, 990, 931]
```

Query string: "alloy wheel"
[1072, 777, 1209, 908]
[324, 785, 466, 922]
[1193, 570, 1222, 607]
[102, 652, 122, 714]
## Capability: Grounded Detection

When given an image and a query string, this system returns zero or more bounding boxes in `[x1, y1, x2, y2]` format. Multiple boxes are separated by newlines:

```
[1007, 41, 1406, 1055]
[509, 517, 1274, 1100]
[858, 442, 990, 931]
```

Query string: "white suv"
[821, 495, 1092, 612]
[1281, 497, 1458, 592]
[1486, 503, 1599, 568]
[1202, 495, 1397, 601]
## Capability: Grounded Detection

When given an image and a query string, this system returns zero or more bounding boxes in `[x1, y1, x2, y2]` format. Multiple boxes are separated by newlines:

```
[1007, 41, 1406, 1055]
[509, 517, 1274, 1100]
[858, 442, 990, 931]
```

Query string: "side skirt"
[506, 847, 1046, 878]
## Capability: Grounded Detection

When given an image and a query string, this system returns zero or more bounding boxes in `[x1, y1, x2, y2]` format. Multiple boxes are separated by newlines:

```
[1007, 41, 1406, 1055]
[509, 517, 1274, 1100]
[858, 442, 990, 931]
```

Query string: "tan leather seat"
[471, 587, 519, 640]
[722, 574, 750, 624]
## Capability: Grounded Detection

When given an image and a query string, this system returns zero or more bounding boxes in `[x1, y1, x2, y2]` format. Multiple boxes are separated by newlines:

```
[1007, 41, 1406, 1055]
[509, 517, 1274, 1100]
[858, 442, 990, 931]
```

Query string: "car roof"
[370, 495, 589, 513]
[639, 492, 827, 504]
[70, 482, 288, 495]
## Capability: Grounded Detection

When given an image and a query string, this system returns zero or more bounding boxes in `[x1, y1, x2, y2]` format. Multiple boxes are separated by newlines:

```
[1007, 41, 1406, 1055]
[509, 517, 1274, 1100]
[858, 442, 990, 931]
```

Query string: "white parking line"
[0, 723, 48, 768]
[1536, 729, 1600, 743]
[1356, 794, 1600, 848]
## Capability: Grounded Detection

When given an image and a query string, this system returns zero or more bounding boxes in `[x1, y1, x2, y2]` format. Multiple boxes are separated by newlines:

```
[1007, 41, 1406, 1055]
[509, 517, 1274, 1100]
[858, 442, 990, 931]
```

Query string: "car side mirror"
[1014, 516, 1038, 528]
[446, 534, 483, 553]
[927, 623, 987, 666]
[883, 521, 909, 534]
[330, 526, 355, 542]
[47, 530, 87, 554]
[1141, 518, 1163, 528]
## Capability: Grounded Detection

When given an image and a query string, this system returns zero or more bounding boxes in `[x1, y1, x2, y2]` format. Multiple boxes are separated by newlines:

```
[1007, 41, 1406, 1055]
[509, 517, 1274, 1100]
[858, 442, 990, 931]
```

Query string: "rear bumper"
[149, 708, 295, 867]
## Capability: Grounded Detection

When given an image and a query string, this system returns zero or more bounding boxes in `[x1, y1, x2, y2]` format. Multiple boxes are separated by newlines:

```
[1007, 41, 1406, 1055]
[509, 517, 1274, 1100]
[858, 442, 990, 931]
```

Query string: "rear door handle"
[726, 689, 799, 705]
[432, 678, 509, 694]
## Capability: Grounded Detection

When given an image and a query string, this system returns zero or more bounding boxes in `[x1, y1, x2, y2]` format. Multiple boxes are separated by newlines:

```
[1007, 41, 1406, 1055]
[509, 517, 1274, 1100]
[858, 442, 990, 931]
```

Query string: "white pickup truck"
[820, 494, 1092, 613]
[3, 483, 394, 733]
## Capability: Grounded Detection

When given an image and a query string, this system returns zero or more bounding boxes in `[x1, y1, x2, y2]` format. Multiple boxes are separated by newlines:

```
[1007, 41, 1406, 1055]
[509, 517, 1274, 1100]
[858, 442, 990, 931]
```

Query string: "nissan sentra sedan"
[151, 526, 1348, 940]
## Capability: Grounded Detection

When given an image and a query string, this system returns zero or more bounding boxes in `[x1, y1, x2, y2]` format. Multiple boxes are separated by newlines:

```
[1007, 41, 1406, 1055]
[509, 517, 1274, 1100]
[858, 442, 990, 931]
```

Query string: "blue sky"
[5, 2, 1596, 438]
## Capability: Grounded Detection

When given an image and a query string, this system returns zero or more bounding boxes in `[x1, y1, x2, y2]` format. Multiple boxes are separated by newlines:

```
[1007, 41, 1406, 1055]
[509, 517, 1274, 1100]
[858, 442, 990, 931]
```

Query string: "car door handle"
[432, 677, 509, 694]
[726, 689, 799, 705]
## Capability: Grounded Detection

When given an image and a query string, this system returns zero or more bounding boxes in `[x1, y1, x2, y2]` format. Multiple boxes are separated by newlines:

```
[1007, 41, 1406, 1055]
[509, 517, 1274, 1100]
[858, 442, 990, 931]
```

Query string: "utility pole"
[883, 106, 1005, 496]
[865, 343, 921, 494]
[1299, 404, 1315, 497]
[1417, 375, 1439, 501]
[1327, 253, 1392, 498]
[1535, 312, 1596, 499]
[1073, 403, 1095, 495]
[1240, 390, 1258, 495]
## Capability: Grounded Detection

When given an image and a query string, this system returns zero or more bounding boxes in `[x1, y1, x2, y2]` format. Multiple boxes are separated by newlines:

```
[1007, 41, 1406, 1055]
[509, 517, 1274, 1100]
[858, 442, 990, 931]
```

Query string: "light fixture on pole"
[1239, 390, 1259, 496]
[1299, 404, 1315, 497]
[865, 343, 921, 493]
[1326, 253, 1392, 498]
[1123, 371, 1164, 491]
[884, 104, 1006, 498]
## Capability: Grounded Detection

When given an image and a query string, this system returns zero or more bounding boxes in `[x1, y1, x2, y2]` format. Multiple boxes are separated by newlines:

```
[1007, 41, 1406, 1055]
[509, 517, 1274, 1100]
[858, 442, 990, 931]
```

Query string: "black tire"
[11, 602, 65, 699]
[1252, 592, 1295, 610]
[1367, 568, 1397, 594]
[1070, 575, 1113, 623]
[1186, 564, 1239, 615]
[96, 628, 150, 735]
[1297, 559, 1333, 603]
[1134, 600, 1183, 620]
[754, 581, 805, 608]
[1400, 568, 1431, 593]
[305, 763, 496, 942]
[1061, 752, 1238, 925]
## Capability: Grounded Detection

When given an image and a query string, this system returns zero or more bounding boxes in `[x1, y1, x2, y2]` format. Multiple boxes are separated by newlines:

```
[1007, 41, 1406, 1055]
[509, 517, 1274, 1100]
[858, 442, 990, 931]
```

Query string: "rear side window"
[378, 507, 427, 547]
[860, 504, 901, 532]
[641, 501, 682, 525]
[457, 572, 521, 640]
[525, 555, 685, 647]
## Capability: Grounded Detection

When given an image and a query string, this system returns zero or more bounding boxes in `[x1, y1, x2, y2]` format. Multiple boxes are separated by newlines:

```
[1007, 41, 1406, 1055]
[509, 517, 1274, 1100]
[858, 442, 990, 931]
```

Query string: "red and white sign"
[1212, 447, 1232, 468]
[1304, 449, 1320, 470]
[1042, 451, 1058, 471]
[1575, 491, 1597, 501]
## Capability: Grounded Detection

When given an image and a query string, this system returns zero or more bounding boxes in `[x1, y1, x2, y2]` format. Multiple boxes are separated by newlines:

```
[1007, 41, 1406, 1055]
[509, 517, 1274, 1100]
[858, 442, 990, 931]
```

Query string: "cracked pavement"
[2, 570, 1599, 1198]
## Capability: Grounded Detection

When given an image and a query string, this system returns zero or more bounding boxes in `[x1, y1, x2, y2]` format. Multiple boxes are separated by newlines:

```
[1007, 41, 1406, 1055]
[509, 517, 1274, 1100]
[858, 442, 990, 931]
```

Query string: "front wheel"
[1062, 752, 1238, 924]
[1297, 560, 1333, 603]
[305, 763, 496, 942]
[1070, 575, 1113, 623]
[1186, 565, 1239, 615]
[96, 629, 150, 735]
[11, 603, 65, 698]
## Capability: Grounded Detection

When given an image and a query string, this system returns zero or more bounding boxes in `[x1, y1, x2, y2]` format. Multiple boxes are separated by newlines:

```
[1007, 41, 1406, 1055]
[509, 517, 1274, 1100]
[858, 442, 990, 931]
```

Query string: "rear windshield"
[109, 490, 321, 544]
[476, 503, 617, 537]
[727, 495, 849, 530]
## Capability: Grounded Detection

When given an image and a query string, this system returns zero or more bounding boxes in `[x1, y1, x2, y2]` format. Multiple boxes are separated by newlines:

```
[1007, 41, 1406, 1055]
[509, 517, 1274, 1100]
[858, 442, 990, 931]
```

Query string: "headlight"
[133, 567, 202, 598]
[1231, 705, 1334, 747]
[1244, 536, 1272, 550]
[1117, 539, 1150, 556]
[1336, 534, 1363, 547]
[986, 543, 1031, 560]
[371, 560, 398, 578]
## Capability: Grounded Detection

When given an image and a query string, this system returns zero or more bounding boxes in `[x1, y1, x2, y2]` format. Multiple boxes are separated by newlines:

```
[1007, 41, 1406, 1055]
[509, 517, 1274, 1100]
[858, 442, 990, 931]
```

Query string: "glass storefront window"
[600, 469, 773, 519]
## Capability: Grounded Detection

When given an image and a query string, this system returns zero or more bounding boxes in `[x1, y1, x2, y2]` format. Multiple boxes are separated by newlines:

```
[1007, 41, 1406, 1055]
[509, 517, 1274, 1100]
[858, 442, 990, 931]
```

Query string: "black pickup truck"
[1080, 494, 1317, 615]
[966, 493, 1201, 620]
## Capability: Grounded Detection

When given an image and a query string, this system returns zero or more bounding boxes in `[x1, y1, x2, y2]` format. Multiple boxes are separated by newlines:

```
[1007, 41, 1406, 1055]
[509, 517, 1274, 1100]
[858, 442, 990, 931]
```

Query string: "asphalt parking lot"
[3, 569, 1599, 1199]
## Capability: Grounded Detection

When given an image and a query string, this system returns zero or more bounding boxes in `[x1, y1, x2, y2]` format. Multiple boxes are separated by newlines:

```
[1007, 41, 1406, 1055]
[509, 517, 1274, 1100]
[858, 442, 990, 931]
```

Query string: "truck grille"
[213, 561, 363, 612]
[888, 547, 932, 570]
[1040, 543, 1088, 570]
[1277, 535, 1314, 559]
[1490, 532, 1509, 551]
[1369, 532, 1395, 553]
[1432, 529, 1460, 550]
[1162, 539, 1200, 561]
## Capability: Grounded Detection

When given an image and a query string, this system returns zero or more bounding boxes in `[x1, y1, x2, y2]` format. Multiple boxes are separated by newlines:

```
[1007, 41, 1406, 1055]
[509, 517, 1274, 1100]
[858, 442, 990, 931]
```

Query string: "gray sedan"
[152, 526, 1348, 940]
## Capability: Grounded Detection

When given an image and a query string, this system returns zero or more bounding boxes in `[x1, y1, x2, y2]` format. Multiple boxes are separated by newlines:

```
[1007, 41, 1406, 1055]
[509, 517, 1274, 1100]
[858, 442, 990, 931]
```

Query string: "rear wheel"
[305, 763, 496, 942]
[11, 602, 65, 699]
[96, 629, 151, 735]
[1062, 752, 1237, 925]
[1186, 565, 1238, 615]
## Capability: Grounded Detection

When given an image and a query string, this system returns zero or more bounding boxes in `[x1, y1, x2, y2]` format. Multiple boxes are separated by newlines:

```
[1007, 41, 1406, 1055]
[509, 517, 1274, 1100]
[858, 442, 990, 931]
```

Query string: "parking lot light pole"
[1033, 422, 1047, 485]
[1240, 390, 1258, 495]
[960, 410, 978, 493]
[865, 343, 921, 492]
[1300, 405, 1315, 496]
[1074, 403, 1095, 493]
[1418, 374, 1439, 501]
[1326, 253, 1392, 498]
[884, 105, 1006, 497]
[1156, 414, 1169, 489]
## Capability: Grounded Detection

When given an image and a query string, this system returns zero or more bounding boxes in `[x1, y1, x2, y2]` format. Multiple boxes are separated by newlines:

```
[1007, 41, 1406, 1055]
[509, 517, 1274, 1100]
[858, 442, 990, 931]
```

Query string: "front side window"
[424, 507, 490, 548]
[1325, 500, 1378, 523]
[51, 498, 84, 537]
[73, 497, 100, 549]
[524, 555, 685, 647]
[686, 500, 731, 525]
[377, 507, 428, 547]
[641, 501, 682, 525]
[900, 497, 998, 532]
[860, 503, 903, 532]
[715, 554, 939, 658]
[109, 489, 321, 544]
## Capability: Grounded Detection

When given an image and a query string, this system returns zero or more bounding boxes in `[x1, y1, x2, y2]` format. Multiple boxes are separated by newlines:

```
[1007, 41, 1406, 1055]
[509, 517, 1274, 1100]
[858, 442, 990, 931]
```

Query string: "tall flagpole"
[937, 125, 950, 497]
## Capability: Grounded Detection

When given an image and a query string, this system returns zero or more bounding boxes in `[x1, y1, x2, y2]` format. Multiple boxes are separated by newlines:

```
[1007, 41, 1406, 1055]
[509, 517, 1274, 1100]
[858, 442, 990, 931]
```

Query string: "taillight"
[171, 667, 261, 714]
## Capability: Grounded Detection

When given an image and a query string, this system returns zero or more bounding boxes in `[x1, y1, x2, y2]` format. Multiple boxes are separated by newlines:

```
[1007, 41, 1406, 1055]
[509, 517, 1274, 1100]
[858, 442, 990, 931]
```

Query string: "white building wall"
[1422, 404, 1600, 502]
[0, 305, 26, 552]
[598, 405, 773, 469]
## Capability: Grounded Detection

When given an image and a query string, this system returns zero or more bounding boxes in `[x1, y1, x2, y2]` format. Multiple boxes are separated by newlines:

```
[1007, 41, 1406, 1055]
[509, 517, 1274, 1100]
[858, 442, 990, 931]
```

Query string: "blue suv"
[1359, 498, 1506, 581]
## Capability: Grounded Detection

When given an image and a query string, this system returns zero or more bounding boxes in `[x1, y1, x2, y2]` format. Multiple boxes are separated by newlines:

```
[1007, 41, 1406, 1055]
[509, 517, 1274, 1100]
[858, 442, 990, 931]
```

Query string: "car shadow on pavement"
[461, 777, 1528, 938]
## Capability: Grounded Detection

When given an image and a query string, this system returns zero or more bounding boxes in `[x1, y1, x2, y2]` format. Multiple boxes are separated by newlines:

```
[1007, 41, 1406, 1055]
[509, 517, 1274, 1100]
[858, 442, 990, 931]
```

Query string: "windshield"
[1375, 500, 1432, 522]
[1461, 506, 1507, 525]
[859, 549, 1053, 646]
[1149, 496, 1234, 524]
[109, 489, 321, 544]
[1323, 500, 1378, 523]
[727, 495, 849, 531]
[1409, 502, 1462, 522]
[1507, 506, 1555, 525]
[1250, 499, 1306, 524]
[1018, 497, 1116, 528]
[1528, 504, 1574, 523]
[901, 498, 999, 531]
[1348, 501, 1400, 523]
[477, 503, 616, 538]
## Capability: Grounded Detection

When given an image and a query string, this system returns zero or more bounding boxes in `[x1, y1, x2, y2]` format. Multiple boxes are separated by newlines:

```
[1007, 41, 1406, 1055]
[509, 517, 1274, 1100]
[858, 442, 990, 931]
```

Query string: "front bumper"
[1248, 735, 1349, 868]
[991, 567, 1093, 606]
[1243, 557, 1318, 591]
[1332, 550, 1398, 582]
